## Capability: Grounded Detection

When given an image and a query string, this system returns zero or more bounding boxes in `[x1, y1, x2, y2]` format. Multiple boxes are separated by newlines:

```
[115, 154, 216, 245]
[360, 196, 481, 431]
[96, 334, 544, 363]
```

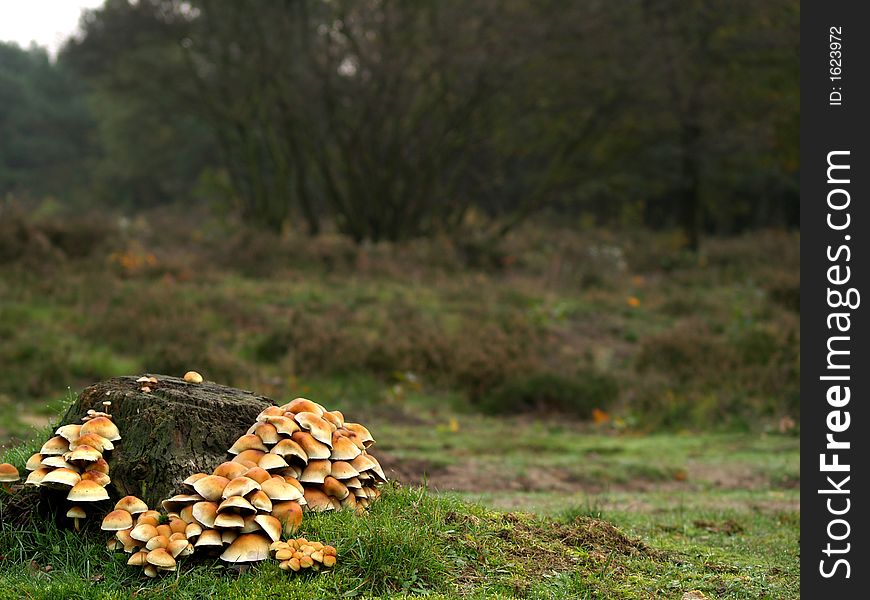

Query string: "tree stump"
[60, 375, 273, 508]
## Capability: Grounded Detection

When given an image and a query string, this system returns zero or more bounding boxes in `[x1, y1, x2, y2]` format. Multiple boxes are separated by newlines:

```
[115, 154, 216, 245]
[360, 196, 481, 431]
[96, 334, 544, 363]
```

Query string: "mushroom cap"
[322, 476, 350, 500]
[185, 521, 203, 539]
[102, 509, 134, 531]
[64, 445, 102, 463]
[221, 529, 238, 545]
[71, 433, 113, 453]
[25, 453, 44, 471]
[282, 476, 305, 495]
[193, 475, 230, 502]
[214, 512, 245, 529]
[340, 494, 358, 511]
[146, 547, 176, 569]
[41, 468, 81, 490]
[172, 539, 195, 558]
[253, 515, 282, 542]
[220, 533, 270, 563]
[270, 439, 309, 463]
[195, 529, 223, 548]
[214, 460, 249, 479]
[137, 511, 161, 527]
[130, 523, 159, 543]
[146, 535, 170, 551]
[239, 514, 260, 534]
[302, 488, 335, 512]
[290, 432, 330, 459]
[115, 496, 149, 515]
[292, 412, 333, 446]
[182, 472, 210, 488]
[330, 461, 360, 480]
[183, 370, 204, 383]
[161, 494, 204, 513]
[256, 406, 285, 421]
[330, 437, 362, 461]
[228, 434, 268, 455]
[344, 476, 363, 489]
[0, 463, 20, 482]
[344, 423, 375, 447]
[66, 506, 86, 519]
[25, 467, 51, 486]
[260, 478, 303, 501]
[41, 456, 74, 469]
[261, 415, 300, 435]
[322, 410, 344, 429]
[89, 458, 110, 475]
[222, 476, 260, 499]
[80, 417, 121, 442]
[258, 454, 289, 472]
[365, 455, 387, 481]
[40, 435, 71, 456]
[143, 564, 158, 578]
[67, 479, 110, 502]
[127, 550, 149, 566]
[248, 422, 279, 445]
[248, 490, 273, 512]
[192, 501, 219, 528]
[55, 424, 83, 443]
[243, 467, 272, 484]
[80, 470, 111, 487]
[233, 449, 266, 465]
[281, 398, 324, 416]
[299, 459, 331, 484]
[218, 496, 256, 515]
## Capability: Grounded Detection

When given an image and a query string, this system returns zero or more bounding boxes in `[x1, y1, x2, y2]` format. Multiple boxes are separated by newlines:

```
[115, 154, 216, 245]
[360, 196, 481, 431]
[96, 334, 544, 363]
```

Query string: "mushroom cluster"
[23, 403, 119, 529]
[239, 397, 386, 514]
[102, 495, 196, 577]
[271, 538, 337, 572]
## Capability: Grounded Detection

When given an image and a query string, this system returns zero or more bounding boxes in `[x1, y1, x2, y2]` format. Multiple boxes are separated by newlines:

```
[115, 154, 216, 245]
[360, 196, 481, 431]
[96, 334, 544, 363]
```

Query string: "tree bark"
[60, 375, 273, 508]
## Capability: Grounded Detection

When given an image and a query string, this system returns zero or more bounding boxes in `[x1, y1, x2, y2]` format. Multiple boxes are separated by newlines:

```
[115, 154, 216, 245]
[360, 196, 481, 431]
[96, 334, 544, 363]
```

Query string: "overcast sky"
[0, 0, 104, 55]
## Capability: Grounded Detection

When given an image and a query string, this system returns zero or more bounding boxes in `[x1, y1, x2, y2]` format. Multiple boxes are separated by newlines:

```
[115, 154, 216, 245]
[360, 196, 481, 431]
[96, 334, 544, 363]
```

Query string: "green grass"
[0, 484, 798, 599]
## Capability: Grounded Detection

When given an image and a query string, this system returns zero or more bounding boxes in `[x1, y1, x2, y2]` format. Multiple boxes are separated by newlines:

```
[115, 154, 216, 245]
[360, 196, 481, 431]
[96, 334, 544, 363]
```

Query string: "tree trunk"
[60, 375, 273, 508]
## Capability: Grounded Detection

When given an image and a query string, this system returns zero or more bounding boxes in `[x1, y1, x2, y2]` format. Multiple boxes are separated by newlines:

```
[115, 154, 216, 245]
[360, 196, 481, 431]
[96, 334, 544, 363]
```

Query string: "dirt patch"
[693, 519, 745, 536]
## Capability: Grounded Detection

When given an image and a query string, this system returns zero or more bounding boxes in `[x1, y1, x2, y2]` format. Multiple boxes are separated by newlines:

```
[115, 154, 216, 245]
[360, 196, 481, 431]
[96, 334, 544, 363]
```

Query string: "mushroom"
[217, 496, 256, 515]
[261, 415, 300, 435]
[183, 371, 204, 383]
[220, 533, 270, 563]
[257, 454, 289, 472]
[270, 439, 309, 463]
[292, 413, 333, 446]
[70, 433, 113, 453]
[290, 432, 331, 459]
[221, 476, 260, 499]
[25, 453, 44, 471]
[247, 423, 279, 445]
[253, 515, 282, 542]
[260, 478, 302, 501]
[81, 470, 111, 487]
[67, 479, 110, 503]
[146, 548, 176, 571]
[41, 468, 81, 491]
[115, 496, 149, 515]
[192, 475, 230, 502]
[228, 434, 268, 455]
[302, 488, 334, 512]
[79, 417, 121, 442]
[64, 444, 102, 463]
[55, 424, 83, 443]
[25, 467, 51, 487]
[0, 463, 20, 492]
[281, 398, 324, 416]
[40, 436, 71, 456]
[299, 460, 331, 484]
[192, 501, 219, 528]
[344, 423, 375, 448]
[194, 529, 223, 550]
[102, 510, 134, 531]
[66, 506, 86, 531]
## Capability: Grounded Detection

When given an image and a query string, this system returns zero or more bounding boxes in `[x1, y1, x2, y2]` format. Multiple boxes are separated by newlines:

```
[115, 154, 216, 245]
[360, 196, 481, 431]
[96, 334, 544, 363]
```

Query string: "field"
[0, 210, 800, 598]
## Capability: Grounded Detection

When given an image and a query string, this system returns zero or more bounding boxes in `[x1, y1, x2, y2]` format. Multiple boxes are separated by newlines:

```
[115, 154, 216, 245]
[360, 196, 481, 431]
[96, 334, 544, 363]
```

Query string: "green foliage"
[478, 372, 618, 418]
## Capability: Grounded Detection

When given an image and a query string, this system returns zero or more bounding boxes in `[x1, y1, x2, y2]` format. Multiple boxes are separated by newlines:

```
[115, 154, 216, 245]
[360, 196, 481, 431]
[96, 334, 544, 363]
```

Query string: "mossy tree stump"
[61, 375, 273, 507]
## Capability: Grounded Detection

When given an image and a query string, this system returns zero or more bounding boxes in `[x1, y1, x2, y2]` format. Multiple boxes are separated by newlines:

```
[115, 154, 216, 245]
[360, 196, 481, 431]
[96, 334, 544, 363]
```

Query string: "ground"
[0, 216, 800, 598]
